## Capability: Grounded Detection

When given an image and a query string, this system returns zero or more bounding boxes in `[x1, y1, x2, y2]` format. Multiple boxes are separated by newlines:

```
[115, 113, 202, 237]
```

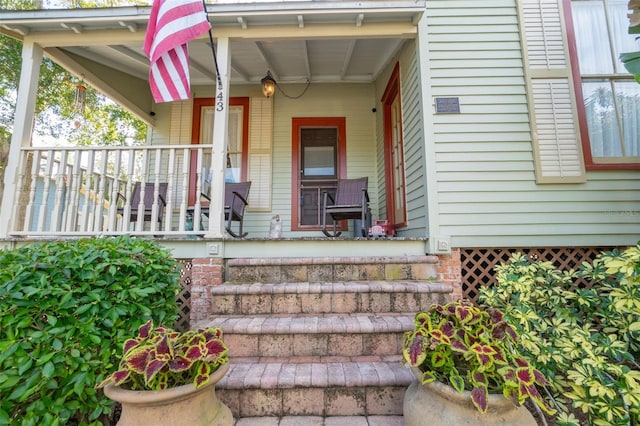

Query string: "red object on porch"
[368, 220, 396, 237]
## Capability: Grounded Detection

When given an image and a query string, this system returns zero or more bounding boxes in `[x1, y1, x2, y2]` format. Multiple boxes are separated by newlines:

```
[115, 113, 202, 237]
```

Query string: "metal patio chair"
[321, 177, 370, 237]
[117, 182, 167, 229]
[200, 181, 251, 238]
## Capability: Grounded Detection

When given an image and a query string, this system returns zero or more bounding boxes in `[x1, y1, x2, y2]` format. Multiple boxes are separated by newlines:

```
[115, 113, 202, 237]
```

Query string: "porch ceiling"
[0, 1, 425, 86]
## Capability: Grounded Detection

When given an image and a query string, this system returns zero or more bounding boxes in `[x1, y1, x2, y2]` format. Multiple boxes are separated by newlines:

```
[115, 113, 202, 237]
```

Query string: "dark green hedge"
[0, 236, 182, 425]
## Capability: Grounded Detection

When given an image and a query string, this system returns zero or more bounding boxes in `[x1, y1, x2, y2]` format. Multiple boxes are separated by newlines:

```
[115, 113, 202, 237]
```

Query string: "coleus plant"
[402, 299, 556, 415]
[97, 320, 229, 391]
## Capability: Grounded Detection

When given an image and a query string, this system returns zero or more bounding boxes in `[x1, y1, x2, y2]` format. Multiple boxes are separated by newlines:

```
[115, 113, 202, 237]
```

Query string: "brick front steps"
[195, 256, 454, 419]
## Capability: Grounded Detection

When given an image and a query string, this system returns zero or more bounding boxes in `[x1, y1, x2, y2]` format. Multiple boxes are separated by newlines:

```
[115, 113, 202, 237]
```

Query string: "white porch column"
[0, 40, 43, 238]
[206, 36, 231, 239]
[415, 13, 447, 255]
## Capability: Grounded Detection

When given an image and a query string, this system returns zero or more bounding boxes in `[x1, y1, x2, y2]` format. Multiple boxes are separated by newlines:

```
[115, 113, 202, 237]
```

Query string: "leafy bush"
[0, 236, 182, 425]
[480, 244, 640, 426]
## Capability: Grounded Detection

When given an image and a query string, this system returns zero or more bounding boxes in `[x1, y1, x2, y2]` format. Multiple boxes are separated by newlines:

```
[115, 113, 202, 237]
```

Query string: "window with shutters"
[191, 96, 273, 211]
[567, 0, 640, 168]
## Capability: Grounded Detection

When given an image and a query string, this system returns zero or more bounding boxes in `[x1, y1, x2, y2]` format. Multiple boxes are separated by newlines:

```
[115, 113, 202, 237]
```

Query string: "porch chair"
[117, 182, 167, 229]
[321, 177, 370, 237]
[200, 181, 252, 238]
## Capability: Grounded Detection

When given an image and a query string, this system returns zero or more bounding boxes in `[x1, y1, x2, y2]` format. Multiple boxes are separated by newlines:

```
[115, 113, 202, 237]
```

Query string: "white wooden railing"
[9, 145, 217, 237]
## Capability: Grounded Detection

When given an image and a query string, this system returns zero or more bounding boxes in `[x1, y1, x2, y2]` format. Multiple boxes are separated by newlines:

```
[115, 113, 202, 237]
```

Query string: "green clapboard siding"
[425, 0, 640, 247]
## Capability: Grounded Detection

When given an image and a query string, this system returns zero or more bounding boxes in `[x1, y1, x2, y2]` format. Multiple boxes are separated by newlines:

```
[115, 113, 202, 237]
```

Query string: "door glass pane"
[199, 107, 215, 176]
[300, 188, 319, 226]
[304, 146, 335, 177]
[391, 97, 406, 224]
[226, 107, 243, 182]
[298, 127, 339, 227]
[199, 105, 244, 183]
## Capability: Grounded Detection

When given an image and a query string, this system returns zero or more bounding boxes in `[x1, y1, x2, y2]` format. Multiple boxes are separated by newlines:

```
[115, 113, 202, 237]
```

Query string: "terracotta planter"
[403, 368, 536, 426]
[104, 363, 232, 426]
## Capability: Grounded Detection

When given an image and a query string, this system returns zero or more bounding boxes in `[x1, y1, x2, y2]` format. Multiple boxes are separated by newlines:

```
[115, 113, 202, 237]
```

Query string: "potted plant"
[402, 299, 555, 426]
[97, 320, 232, 426]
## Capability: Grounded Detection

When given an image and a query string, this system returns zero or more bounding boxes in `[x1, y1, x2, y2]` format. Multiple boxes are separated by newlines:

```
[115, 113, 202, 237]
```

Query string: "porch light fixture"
[261, 71, 277, 98]
[260, 70, 311, 99]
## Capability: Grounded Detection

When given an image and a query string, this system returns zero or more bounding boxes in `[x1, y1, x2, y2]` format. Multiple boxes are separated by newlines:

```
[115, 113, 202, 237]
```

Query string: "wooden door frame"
[381, 63, 407, 227]
[291, 117, 347, 231]
[188, 97, 249, 205]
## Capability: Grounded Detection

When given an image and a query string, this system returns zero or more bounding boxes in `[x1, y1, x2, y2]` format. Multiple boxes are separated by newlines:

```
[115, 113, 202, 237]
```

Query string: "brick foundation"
[190, 257, 224, 322]
[435, 248, 462, 299]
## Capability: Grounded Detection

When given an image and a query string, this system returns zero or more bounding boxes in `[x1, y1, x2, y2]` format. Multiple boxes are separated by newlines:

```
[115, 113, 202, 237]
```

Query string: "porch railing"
[9, 145, 217, 237]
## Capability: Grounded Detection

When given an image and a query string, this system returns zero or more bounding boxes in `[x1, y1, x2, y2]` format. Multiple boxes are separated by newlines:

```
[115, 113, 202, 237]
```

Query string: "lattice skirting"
[461, 247, 620, 303]
[175, 248, 625, 324]
[175, 260, 192, 331]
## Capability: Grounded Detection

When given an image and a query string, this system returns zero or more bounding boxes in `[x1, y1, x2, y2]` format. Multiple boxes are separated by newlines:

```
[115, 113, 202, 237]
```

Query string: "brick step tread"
[200, 313, 415, 334]
[217, 360, 413, 390]
[213, 281, 452, 295]
[227, 255, 439, 267]
[234, 415, 404, 426]
[230, 355, 403, 364]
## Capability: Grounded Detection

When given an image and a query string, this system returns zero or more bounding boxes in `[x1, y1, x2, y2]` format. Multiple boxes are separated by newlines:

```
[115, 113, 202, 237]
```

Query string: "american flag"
[143, 0, 211, 103]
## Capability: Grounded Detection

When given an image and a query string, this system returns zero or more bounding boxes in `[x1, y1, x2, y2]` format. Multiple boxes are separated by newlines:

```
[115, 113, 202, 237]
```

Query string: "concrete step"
[217, 358, 413, 418]
[205, 281, 453, 316]
[225, 256, 439, 284]
[205, 313, 413, 358]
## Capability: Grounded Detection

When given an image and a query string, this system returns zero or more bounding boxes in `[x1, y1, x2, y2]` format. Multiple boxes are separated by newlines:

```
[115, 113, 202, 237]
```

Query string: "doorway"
[189, 97, 249, 205]
[382, 63, 407, 227]
[292, 118, 346, 231]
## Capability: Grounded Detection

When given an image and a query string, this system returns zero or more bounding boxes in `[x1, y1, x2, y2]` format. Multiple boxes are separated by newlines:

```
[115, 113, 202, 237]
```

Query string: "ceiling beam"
[340, 39, 356, 79]
[236, 17, 247, 29]
[254, 41, 278, 80]
[24, 29, 142, 48]
[215, 22, 417, 40]
[189, 58, 217, 80]
[302, 40, 311, 79]
[372, 38, 404, 81]
[229, 63, 250, 82]
[108, 45, 149, 66]
[26, 21, 415, 48]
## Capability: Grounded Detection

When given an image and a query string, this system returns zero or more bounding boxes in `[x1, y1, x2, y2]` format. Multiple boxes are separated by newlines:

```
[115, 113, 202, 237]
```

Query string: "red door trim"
[381, 63, 407, 227]
[291, 117, 347, 231]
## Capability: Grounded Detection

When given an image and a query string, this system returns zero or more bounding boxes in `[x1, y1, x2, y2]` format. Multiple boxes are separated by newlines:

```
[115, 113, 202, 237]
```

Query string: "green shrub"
[480, 244, 640, 426]
[0, 236, 182, 425]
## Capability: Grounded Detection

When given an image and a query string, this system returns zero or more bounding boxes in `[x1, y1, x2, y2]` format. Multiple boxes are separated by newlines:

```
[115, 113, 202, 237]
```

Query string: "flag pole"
[202, 0, 223, 91]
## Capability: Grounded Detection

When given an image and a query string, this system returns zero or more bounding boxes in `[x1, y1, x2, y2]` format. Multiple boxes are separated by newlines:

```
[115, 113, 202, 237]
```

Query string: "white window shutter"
[247, 96, 273, 210]
[169, 100, 193, 145]
[519, 0, 586, 183]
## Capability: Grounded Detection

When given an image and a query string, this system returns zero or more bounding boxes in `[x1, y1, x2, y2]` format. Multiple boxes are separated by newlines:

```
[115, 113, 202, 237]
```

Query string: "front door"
[292, 118, 346, 231]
